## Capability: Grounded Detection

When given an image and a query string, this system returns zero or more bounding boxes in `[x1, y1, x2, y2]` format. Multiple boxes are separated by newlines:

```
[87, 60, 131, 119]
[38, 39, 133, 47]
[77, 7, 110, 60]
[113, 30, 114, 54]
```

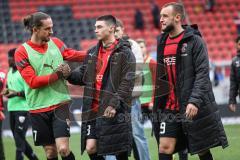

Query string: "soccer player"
[67, 15, 135, 160]
[153, 2, 228, 160]
[229, 36, 240, 112]
[114, 19, 150, 160]
[3, 48, 38, 160]
[0, 65, 6, 160]
[15, 12, 86, 160]
[136, 37, 188, 160]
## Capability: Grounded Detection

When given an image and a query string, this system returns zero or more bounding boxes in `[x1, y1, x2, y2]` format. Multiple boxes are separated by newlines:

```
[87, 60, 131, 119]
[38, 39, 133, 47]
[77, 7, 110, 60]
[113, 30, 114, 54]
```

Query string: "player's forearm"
[18, 63, 61, 89]
[21, 71, 59, 89]
[63, 49, 86, 62]
[29, 74, 59, 89]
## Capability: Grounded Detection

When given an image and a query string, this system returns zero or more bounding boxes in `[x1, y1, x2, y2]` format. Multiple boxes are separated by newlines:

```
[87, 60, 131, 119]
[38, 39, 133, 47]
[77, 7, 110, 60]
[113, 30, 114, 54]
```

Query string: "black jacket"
[154, 25, 228, 154]
[67, 39, 136, 155]
[229, 53, 240, 104]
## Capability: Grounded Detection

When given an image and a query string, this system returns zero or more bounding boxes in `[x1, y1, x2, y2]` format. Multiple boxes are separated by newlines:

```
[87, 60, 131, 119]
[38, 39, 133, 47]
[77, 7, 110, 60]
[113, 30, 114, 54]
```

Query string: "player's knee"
[159, 144, 174, 154]
[58, 146, 70, 157]
[86, 144, 97, 155]
[45, 147, 58, 159]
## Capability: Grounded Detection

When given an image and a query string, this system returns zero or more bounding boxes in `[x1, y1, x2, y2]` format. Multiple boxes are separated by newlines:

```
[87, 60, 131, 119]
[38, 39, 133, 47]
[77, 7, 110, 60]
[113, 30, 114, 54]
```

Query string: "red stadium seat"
[182, 0, 239, 61]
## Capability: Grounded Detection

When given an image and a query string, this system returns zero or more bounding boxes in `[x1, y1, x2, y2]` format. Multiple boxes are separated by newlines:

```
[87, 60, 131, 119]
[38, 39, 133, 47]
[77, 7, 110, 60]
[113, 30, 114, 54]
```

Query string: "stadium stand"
[183, 0, 239, 60]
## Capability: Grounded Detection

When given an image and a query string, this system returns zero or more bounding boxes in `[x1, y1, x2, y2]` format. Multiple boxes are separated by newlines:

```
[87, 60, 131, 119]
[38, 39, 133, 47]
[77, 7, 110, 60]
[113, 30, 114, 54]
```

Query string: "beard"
[43, 37, 50, 42]
[162, 23, 174, 33]
[41, 36, 51, 43]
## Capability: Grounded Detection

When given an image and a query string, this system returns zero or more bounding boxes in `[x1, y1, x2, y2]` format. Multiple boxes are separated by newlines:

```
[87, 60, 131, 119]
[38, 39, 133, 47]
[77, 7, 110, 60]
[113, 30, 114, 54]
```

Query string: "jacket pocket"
[185, 111, 221, 153]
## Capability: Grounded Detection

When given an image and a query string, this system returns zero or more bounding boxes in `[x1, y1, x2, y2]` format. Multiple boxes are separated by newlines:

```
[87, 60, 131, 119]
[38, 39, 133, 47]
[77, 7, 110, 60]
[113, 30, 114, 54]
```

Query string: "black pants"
[10, 111, 36, 160]
[0, 120, 5, 160]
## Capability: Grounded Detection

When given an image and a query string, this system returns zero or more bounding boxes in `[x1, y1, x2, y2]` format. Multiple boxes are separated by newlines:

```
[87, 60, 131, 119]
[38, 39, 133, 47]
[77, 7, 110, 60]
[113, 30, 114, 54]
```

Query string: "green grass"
[3, 125, 240, 160]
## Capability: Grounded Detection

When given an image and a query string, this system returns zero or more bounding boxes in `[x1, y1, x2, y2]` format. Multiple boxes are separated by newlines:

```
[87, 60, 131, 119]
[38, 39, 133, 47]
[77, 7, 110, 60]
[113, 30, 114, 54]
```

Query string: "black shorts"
[30, 105, 71, 146]
[86, 120, 97, 139]
[153, 110, 187, 152]
[159, 120, 182, 138]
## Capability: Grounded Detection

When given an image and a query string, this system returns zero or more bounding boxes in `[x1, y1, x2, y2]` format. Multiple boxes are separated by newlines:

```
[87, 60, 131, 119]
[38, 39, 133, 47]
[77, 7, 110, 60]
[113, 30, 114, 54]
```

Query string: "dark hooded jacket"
[229, 51, 240, 104]
[67, 39, 136, 155]
[153, 25, 228, 154]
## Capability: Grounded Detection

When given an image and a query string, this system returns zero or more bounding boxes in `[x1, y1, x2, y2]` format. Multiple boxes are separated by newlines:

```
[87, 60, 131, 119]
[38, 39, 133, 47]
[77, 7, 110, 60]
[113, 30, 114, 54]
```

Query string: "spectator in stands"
[0, 66, 6, 160]
[2, 48, 38, 160]
[151, 1, 160, 29]
[67, 15, 135, 160]
[135, 9, 144, 30]
[114, 19, 151, 160]
[205, 0, 215, 12]
[15, 12, 86, 160]
[233, 12, 240, 35]
[154, 2, 228, 160]
[229, 36, 240, 112]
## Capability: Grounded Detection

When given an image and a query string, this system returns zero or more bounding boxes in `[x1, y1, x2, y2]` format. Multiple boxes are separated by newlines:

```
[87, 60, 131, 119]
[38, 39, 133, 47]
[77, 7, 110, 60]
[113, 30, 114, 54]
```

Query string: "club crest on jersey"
[18, 116, 26, 123]
[181, 43, 188, 53]
[236, 61, 240, 67]
[66, 118, 71, 127]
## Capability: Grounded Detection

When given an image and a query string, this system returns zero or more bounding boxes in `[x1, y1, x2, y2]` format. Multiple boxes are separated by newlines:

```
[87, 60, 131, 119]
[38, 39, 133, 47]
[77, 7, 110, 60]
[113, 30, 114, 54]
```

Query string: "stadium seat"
[182, 0, 239, 61]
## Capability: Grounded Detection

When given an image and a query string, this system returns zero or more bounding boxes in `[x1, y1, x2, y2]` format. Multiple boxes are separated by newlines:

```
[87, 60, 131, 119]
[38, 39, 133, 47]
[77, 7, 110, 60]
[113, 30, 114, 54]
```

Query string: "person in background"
[135, 9, 144, 30]
[229, 36, 240, 112]
[113, 19, 151, 160]
[233, 12, 240, 35]
[151, 1, 160, 29]
[2, 48, 38, 160]
[136, 38, 156, 123]
[0, 65, 6, 160]
[205, 0, 215, 12]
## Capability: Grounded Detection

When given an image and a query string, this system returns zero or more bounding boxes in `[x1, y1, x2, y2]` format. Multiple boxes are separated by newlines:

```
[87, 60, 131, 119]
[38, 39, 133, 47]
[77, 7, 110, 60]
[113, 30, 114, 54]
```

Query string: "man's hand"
[56, 64, 71, 79]
[185, 103, 198, 119]
[103, 106, 116, 118]
[2, 89, 17, 98]
[149, 102, 153, 110]
[5, 90, 18, 98]
[0, 111, 5, 121]
[1, 88, 9, 95]
[229, 104, 237, 112]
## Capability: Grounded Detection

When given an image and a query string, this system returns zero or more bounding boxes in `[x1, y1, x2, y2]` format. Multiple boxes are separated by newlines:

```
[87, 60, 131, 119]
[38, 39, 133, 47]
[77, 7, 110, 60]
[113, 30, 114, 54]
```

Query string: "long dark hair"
[23, 12, 50, 34]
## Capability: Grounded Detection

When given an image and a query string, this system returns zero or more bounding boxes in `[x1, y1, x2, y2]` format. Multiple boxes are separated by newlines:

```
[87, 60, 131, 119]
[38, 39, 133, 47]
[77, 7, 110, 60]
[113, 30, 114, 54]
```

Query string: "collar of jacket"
[95, 38, 131, 54]
[158, 24, 202, 45]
